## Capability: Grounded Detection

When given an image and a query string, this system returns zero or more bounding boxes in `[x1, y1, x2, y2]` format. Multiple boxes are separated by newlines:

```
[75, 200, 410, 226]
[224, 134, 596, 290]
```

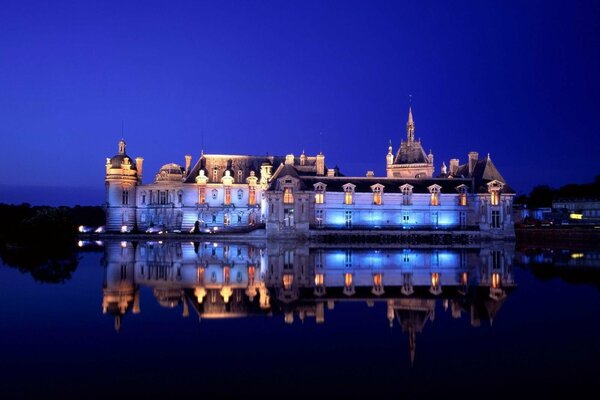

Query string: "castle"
[105, 107, 515, 238]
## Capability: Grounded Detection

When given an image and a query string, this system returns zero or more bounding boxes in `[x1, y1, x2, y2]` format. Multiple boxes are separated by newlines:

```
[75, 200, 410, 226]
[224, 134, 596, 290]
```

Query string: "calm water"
[0, 240, 599, 398]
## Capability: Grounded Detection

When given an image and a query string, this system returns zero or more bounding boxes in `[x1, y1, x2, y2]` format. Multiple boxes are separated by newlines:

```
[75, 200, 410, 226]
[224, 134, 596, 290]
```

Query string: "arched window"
[212, 168, 218, 182]
[372, 185, 383, 205]
[429, 185, 440, 206]
[343, 184, 355, 205]
[401, 185, 413, 206]
[198, 187, 206, 204]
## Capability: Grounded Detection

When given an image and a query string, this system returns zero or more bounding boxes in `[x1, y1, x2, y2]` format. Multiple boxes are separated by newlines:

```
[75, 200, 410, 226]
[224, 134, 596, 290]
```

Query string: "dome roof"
[153, 288, 182, 308]
[155, 163, 184, 182]
[109, 154, 137, 170]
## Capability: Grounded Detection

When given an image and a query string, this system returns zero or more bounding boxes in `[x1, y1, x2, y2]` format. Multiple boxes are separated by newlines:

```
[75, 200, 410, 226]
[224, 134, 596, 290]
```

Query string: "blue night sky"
[0, 0, 598, 206]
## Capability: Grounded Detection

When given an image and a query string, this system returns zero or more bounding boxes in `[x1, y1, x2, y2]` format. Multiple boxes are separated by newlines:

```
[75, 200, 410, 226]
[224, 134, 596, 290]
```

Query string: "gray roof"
[394, 141, 431, 165]
[109, 154, 136, 170]
[452, 157, 514, 194]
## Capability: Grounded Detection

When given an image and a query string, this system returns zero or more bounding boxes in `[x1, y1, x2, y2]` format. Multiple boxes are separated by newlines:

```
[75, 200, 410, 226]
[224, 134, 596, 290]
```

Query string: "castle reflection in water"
[101, 240, 515, 363]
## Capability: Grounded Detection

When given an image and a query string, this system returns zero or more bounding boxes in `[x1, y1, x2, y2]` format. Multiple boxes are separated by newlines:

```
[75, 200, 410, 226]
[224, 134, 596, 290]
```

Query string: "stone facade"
[104, 108, 515, 238]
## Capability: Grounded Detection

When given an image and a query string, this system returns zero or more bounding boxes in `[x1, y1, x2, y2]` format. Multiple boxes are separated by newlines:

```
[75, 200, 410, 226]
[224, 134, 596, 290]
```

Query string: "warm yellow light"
[120, 241, 127, 248]
[461, 272, 468, 286]
[315, 192, 324, 204]
[570, 213, 583, 220]
[430, 193, 439, 206]
[283, 273, 294, 290]
[223, 267, 231, 284]
[344, 272, 353, 287]
[373, 273, 383, 286]
[459, 193, 467, 206]
[491, 272, 501, 289]
[373, 191, 382, 205]
[248, 187, 256, 205]
[314, 273, 324, 286]
[344, 191, 353, 205]
[571, 253, 584, 259]
[431, 272, 440, 288]
[283, 188, 294, 204]
[491, 191, 500, 206]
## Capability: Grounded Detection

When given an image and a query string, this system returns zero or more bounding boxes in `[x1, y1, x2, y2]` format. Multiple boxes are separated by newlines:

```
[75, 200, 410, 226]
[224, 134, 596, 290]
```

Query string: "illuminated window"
[198, 187, 206, 204]
[314, 273, 324, 286]
[491, 190, 500, 206]
[344, 273, 353, 288]
[344, 187, 353, 205]
[224, 213, 230, 226]
[315, 192, 324, 204]
[223, 266, 230, 284]
[283, 274, 294, 290]
[160, 191, 167, 204]
[372, 186, 383, 205]
[224, 187, 231, 205]
[491, 272, 501, 289]
[283, 188, 294, 204]
[430, 272, 441, 294]
[212, 168, 218, 182]
[459, 193, 467, 206]
[373, 273, 383, 287]
[429, 186, 440, 206]
[248, 187, 256, 205]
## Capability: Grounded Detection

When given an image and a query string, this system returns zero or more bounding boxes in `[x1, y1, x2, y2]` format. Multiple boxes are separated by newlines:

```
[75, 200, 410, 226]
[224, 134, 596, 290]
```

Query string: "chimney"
[441, 162, 447, 175]
[185, 155, 192, 175]
[327, 168, 335, 177]
[135, 157, 144, 180]
[285, 154, 294, 165]
[316, 153, 325, 176]
[468, 152, 479, 175]
[366, 170, 374, 177]
[449, 159, 459, 175]
[300, 152, 306, 166]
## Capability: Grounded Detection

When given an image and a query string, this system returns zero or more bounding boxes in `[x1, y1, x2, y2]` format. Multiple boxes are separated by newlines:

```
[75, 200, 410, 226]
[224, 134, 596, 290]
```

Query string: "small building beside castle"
[104, 107, 515, 238]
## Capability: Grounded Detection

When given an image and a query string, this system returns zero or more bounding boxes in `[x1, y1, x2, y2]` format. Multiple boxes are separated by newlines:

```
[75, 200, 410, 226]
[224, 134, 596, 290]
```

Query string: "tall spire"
[407, 106, 415, 143]
[406, 95, 415, 143]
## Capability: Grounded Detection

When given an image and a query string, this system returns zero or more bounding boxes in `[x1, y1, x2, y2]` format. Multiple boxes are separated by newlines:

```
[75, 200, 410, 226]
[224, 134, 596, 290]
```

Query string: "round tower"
[105, 139, 139, 232]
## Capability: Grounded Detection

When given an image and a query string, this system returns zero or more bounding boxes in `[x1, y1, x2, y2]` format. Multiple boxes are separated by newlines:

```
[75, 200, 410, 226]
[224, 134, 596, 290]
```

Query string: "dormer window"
[371, 184, 384, 205]
[198, 187, 206, 204]
[491, 190, 500, 206]
[212, 168, 218, 182]
[314, 183, 326, 204]
[428, 184, 441, 206]
[342, 183, 355, 205]
[487, 180, 504, 206]
[401, 184, 413, 206]
[456, 185, 468, 206]
[237, 169, 243, 183]
[283, 188, 294, 204]
[237, 189, 244, 201]
[211, 189, 218, 200]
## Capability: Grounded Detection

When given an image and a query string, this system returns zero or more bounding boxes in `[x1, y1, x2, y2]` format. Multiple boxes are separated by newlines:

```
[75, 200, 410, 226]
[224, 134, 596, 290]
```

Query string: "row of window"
[312, 190, 469, 206]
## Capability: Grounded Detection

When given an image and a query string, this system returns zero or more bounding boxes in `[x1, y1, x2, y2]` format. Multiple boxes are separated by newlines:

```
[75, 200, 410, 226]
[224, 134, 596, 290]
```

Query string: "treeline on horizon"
[515, 175, 600, 208]
[0, 203, 104, 243]
[0, 204, 104, 283]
